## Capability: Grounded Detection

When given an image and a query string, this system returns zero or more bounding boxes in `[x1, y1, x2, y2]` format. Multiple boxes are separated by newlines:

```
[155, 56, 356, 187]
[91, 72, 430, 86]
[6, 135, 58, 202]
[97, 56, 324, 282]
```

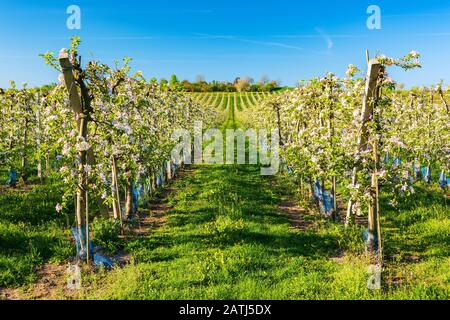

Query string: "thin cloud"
[271, 34, 364, 39]
[187, 9, 214, 14]
[315, 28, 333, 51]
[193, 33, 237, 40]
[239, 39, 303, 51]
[0, 54, 36, 59]
[272, 32, 450, 39]
[384, 12, 450, 18]
[47, 36, 160, 41]
[89, 36, 160, 40]
[193, 33, 303, 51]
[132, 58, 213, 63]
[413, 32, 450, 37]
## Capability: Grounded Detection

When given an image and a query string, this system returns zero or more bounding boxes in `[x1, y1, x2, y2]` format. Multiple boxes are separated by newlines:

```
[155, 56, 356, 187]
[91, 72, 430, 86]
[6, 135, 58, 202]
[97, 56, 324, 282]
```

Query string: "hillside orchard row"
[0, 38, 219, 259]
[251, 52, 449, 257]
[190, 92, 276, 110]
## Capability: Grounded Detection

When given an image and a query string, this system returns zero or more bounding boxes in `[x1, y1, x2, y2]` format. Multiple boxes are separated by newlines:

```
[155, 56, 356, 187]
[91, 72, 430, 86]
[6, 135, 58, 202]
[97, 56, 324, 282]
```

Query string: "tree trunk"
[331, 176, 337, 221]
[21, 118, 29, 181]
[345, 169, 358, 227]
[36, 102, 42, 182]
[167, 160, 172, 181]
[300, 176, 304, 197]
[367, 139, 382, 260]
[45, 151, 50, 177]
[111, 156, 121, 221]
[152, 172, 157, 191]
[125, 172, 134, 219]
[148, 174, 153, 196]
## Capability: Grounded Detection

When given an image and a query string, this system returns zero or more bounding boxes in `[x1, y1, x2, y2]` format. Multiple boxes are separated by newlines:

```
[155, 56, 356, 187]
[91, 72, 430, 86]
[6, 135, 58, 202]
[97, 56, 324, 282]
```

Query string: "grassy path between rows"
[86, 164, 351, 299]
[83, 101, 368, 299]
[83, 102, 449, 300]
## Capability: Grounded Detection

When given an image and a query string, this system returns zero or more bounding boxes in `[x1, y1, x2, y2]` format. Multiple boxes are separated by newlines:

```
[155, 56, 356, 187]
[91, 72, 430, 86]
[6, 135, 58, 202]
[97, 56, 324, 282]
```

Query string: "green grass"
[1, 106, 449, 300]
[80, 163, 387, 299]
[82, 107, 450, 300]
[0, 179, 74, 287]
[84, 164, 338, 299]
[235, 93, 243, 111]
[222, 93, 229, 111]
[83, 165, 449, 299]
[192, 92, 269, 109]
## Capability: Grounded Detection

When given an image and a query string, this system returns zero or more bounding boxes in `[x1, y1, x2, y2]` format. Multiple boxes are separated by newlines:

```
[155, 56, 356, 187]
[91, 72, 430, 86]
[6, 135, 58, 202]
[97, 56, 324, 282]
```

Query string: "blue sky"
[1, 0, 450, 87]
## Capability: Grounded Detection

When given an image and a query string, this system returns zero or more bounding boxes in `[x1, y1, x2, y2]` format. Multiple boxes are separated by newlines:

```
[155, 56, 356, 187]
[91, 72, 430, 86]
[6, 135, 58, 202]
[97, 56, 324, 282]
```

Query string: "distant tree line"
[152, 74, 281, 92]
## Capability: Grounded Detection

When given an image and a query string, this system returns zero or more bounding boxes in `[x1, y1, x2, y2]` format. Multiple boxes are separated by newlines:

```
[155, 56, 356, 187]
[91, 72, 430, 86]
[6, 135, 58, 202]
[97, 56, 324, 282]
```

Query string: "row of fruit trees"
[251, 51, 449, 261]
[0, 37, 218, 262]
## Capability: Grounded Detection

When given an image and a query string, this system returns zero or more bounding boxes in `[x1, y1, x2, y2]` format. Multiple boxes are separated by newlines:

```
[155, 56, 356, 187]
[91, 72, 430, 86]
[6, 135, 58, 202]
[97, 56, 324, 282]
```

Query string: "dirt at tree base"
[0, 264, 80, 300]
[279, 199, 315, 231]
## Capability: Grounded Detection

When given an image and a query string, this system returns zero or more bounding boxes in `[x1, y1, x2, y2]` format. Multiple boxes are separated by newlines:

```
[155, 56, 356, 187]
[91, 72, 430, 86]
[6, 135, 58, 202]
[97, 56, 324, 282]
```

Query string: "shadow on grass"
[381, 183, 450, 262]
[127, 163, 341, 266]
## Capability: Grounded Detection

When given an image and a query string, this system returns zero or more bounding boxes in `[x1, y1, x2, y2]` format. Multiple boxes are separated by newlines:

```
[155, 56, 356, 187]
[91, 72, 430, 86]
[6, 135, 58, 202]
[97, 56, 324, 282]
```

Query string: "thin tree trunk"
[437, 87, 449, 113]
[148, 174, 153, 196]
[111, 156, 121, 221]
[45, 152, 50, 176]
[345, 167, 357, 227]
[275, 104, 283, 146]
[367, 139, 380, 255]
[328, 86, 337, 221]
[309, 176, 314, 200]
[36, 102, 42, 182]
[125, 172, 134, 219]
[300, 176, 304, 197]
[152, 172, 157, 191]
[76, 116, 88, 229]
[167, 160, 172, 181]
[21, 118, 29, 181]
[85, 188, 90, 264]
[332, 176, 337, 221]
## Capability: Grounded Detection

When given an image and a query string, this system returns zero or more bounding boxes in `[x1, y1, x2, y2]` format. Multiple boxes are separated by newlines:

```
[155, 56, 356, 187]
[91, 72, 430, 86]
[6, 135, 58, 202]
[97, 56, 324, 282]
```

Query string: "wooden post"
[59, 52, 91, 261]
[346, 59, 382, 227]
